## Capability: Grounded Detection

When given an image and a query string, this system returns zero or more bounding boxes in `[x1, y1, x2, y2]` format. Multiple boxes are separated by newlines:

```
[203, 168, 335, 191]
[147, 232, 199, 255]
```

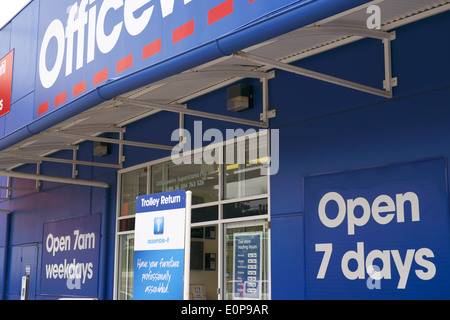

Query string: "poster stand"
[133, 190, 191, 300]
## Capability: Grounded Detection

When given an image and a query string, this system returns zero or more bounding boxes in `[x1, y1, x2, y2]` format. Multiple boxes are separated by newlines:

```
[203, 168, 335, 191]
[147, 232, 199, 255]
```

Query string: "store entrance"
[188, 220, 269, 300]
[189, 224, 218, 300]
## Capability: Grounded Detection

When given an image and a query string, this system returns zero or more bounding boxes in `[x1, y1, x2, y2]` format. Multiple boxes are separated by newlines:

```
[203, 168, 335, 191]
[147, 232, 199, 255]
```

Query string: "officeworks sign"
[38, 0, 195, 89]
[304, 158, 450, 299]
[35, 0, 314, 117]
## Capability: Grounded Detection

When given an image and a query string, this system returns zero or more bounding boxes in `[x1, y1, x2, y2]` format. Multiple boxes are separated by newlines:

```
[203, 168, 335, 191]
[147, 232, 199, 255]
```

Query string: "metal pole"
[183, 191, 192, 300]
[0, 169, 109, 189]
[234, 51, 393, 99]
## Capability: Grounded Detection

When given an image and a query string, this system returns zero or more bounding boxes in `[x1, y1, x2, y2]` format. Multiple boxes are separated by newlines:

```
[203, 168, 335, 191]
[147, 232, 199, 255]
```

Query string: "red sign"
[0, 50, 14, 117]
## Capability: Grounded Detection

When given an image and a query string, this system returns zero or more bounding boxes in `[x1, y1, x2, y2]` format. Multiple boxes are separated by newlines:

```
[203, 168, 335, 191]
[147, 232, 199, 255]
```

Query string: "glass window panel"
[151, 154, 219, 205]
[118, 218, 135, 232]
[117, 233, 134, 300]
[223, 198, 268, 220]
[120, 168, 147, 217]
[224, 134, 268, 199]
[151, 162, 167, 194]
[192, 206, 218, 223]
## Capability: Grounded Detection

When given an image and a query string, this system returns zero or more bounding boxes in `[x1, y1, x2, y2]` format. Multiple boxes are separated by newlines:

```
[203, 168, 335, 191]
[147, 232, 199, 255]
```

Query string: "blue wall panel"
[271, 215, 305, 300]
[10, 0, 39, 105]
[4, 92, 35, 137]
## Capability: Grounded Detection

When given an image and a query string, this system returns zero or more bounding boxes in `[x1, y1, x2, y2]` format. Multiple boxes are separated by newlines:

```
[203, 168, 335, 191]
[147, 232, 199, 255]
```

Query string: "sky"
[0, 0, 32, 29]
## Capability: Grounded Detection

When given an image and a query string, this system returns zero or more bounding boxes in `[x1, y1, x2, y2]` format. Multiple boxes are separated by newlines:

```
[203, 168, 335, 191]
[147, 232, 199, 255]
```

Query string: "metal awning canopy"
[0, 0, 448, 192]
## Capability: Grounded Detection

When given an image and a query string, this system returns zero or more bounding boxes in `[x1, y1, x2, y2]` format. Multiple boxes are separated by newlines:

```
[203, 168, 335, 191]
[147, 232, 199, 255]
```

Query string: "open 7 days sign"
[304, 158, 450, 299]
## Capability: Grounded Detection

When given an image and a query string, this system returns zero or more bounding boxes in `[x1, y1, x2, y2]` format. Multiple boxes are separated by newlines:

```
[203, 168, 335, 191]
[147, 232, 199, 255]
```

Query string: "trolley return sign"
[134, 190, 189, 300]
[41, 215, 101, 297]
[304, 158, 450, 299]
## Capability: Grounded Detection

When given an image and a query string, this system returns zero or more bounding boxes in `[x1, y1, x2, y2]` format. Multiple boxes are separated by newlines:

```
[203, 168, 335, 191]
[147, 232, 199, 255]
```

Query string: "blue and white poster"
[41, 214, 101, 297]
[233, 232, 262, 300]
[133, 190, 189, 300]
[304, 158, 450, 299]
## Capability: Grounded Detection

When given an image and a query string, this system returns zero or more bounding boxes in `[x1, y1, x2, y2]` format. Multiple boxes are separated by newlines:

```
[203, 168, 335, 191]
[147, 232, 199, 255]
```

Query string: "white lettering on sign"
[316, 242, 436, 289]
[313, 189, 439, 289]
[39, 0, 193, 88]
[73, 229, 96, 251]
[318, 191, 420, 235]
[0, 60, 7, 111]
[46, 233, 72, 257]
[0, 60, 6, 76]
[44, 258, 94, 284]
[140, 194, 181, 207]
[44, 229, 97, 285]
[45, 229, 96, 256]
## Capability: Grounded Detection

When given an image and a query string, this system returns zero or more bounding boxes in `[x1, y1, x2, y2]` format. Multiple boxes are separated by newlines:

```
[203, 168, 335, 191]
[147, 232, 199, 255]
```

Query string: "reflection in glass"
[223, 198, 268, 220]
[120, 168, 147, 217]
[151, 154, 219, 205]
[192, 206, 218, 223]
[224, 134, 268, 199]
[117, 234, 134, 300]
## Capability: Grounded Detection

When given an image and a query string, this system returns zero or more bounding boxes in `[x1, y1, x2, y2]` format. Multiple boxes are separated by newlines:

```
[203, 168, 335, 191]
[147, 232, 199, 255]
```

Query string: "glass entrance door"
[189, 224, 218, 300]
[224, 220, 269, 300]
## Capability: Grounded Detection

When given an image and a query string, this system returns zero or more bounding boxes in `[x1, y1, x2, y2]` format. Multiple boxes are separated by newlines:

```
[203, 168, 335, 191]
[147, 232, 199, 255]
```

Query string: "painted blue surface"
[0, 1, 448, 301]
[271, 215, 305, 300]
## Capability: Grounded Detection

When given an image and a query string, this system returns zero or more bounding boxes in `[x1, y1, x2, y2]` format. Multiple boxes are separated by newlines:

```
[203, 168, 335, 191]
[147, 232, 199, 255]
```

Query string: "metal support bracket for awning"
[0, 169, 109, 189]
[114, 96, 271, 129]
[0, 163, 42, 200]
[233, 27, 397, 99]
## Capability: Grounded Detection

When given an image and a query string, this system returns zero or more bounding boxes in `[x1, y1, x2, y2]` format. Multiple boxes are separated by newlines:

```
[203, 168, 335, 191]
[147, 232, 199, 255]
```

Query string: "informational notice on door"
[133, 190, 191, 300]
[233, 232, 262, 300]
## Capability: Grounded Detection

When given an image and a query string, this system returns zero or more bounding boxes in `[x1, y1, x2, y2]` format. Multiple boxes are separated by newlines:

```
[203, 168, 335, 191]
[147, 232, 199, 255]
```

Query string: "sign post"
[133, 190, 191, 300]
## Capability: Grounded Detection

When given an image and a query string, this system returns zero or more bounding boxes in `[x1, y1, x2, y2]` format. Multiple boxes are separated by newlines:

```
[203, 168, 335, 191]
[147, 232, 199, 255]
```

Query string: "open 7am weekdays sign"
[41, 214, 101, 297]
[134, 190, 191, 300]
[304, 158, 450, 299]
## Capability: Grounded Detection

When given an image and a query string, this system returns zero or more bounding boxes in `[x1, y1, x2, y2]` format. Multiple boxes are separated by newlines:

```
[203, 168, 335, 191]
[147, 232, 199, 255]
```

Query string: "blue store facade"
[0, 0, 449, 300]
